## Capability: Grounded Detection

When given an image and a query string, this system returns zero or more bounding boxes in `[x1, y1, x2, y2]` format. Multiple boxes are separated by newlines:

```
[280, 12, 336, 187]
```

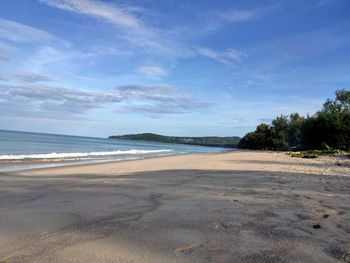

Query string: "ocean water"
[0, 129, 227, 171]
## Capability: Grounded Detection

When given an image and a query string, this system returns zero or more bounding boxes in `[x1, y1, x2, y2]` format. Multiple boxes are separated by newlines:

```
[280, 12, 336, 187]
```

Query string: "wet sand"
[0, 151, 349, 262]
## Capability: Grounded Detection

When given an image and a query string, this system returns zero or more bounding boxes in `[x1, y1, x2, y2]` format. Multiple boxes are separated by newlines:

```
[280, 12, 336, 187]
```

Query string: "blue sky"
[0, 0, 349, 137]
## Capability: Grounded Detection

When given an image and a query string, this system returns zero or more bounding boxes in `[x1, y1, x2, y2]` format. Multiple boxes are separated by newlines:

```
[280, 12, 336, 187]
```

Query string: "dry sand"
[0, 150, 349, 262]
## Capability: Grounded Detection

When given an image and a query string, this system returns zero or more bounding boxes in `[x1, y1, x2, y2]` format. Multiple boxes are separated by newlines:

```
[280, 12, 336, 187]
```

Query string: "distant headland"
[109, 133, 240, 148]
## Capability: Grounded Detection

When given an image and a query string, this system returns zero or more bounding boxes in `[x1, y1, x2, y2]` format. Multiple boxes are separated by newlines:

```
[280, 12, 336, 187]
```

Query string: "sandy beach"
[0, 150, 349, 262]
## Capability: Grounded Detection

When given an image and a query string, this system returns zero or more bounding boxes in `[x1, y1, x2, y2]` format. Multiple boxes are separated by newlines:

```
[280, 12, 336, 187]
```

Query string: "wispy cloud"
[219, 21, 350, 95]
[0, 84, 122, 114]
[218, 10, 257, 23]
[115, 84, 214, 115]
[137, 66, 168, 77]
[114, 84, 200, 105]
[196, 47, 246, 64]
[40, 0, 244, 63]
[311, 0, 334, 8]
[0, 73, 7, 81]
[40, 0, 193, 58]
[0, 83, 212, 116]
[202, 5, 279, 32]
[74, 75, 102, 83]
[40, 0, 142, 29]
[15, 72, 55, 83]
[202, 9, 257, 32]
[118, 101, 212, 115]
[0, 18, 56, 43]
[0, 43, 12, 60]
[250, 21, 350, 66]
[25, 46, 71, 71]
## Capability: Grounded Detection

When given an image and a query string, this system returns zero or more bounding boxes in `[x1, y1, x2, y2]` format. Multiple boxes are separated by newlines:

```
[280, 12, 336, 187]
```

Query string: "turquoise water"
[0, 129, 226, 161]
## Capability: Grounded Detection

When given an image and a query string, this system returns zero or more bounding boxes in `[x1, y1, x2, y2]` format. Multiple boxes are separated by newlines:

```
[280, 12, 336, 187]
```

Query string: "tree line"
[110, 133, 241, 148]
[238, 89, 350, 151]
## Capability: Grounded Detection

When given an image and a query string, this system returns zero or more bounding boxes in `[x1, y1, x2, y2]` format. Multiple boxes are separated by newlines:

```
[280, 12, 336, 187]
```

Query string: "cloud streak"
[0, 19, 56, 43]
[202, 9, 258, 32]
[217, 10, 257, 23]
[39, 0, 249, 63]
[0, 83, 212, 116]
[40, 0, 142, 29]
[196, 47, 246, 64]
[137, 66, 168, 77]
[40, 0, 194, 58]
[0, 43, 12, 60]
[15, 72, 55, 83]
[201, 4, 279, 32]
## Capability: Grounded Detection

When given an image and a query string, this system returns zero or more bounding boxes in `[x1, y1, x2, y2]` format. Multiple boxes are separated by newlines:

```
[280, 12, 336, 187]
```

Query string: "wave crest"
[0, 149, 173, 160]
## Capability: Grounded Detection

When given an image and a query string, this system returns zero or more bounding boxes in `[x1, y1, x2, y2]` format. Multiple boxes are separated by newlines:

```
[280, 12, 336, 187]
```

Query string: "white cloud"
[218, 10, 257, 22]
[40, 0, 141, 29]
[26, 46, 71, 71]
[40, 0, 194, 58]
[196, 47, 246, 64]
[137, 66, 168, 77]
[0, 83, 213, 116]
[0, 19, 55, 43]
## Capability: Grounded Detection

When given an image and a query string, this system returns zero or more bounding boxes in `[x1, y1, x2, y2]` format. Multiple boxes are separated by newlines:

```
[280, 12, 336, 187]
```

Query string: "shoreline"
[13, 149, 349, 176]
[1, 150, 349, 262]
[0, 152, 204, 174]
[0, 148, 236, 174]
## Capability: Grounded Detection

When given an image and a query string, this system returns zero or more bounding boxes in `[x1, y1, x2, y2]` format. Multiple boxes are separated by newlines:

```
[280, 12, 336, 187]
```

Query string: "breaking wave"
[0, 149, 173, 160]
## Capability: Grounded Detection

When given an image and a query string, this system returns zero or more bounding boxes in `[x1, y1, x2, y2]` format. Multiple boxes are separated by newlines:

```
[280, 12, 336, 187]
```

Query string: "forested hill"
[109, 133, 240, 148]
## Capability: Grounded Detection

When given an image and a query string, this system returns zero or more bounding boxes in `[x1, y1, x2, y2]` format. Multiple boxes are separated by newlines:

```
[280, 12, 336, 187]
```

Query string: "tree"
[255, 123, 271, 149]
[238, 132, 258, 149]
[271, 115, 289, 150]
[288, 113, 305, 148]
[317, 89, 350, 149]
[238, 89, 350, 151]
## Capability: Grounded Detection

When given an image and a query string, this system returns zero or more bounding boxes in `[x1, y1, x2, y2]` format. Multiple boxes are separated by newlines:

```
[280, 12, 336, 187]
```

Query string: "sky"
[0, 0, 349, 137]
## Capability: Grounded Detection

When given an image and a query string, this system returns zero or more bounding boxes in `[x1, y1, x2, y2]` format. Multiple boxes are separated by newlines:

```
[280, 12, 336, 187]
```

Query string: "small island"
[109, 133, 241, 148]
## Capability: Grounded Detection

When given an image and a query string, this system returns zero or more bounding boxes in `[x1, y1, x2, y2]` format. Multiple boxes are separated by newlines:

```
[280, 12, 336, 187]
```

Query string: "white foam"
[0, 149, 173, 160]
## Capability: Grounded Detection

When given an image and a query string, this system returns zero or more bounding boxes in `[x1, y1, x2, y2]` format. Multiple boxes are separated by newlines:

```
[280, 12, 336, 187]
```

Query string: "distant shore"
[109, 133, 240, 148]
[1, 151, 349, 262]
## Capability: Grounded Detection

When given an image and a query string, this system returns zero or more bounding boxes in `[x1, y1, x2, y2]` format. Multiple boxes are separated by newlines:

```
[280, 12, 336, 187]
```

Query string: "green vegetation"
[238, 89, 350, 153]
[109, 133, 240, 148]
[286, 149, 347, 159]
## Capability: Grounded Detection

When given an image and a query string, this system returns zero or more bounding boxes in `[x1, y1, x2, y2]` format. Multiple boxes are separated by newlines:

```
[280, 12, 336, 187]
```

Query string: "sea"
[0, 129, 228, 172]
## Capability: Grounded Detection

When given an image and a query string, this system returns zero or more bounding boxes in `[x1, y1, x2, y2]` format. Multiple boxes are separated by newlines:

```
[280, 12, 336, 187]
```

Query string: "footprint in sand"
[175, 244, 204, 256]
[213, 222, 229, 230]
[213, 221, 240, 230]
[322, 214, 330, 219]
[313, 224, 321, 229]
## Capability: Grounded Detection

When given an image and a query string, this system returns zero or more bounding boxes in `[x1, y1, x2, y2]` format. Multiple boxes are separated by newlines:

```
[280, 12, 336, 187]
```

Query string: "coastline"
[0, 148, 235, 173]
[1, 150, 349, 262]
[13, 149, 349, 177]
[0, 128, 230, 173]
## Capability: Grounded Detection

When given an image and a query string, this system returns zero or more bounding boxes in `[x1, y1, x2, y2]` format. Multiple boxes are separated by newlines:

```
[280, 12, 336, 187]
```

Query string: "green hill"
[109, 133, 240, 148]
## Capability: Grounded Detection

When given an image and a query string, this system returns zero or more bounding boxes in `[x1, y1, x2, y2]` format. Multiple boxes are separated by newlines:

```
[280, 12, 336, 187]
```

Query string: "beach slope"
[0, 151, 349, 262]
